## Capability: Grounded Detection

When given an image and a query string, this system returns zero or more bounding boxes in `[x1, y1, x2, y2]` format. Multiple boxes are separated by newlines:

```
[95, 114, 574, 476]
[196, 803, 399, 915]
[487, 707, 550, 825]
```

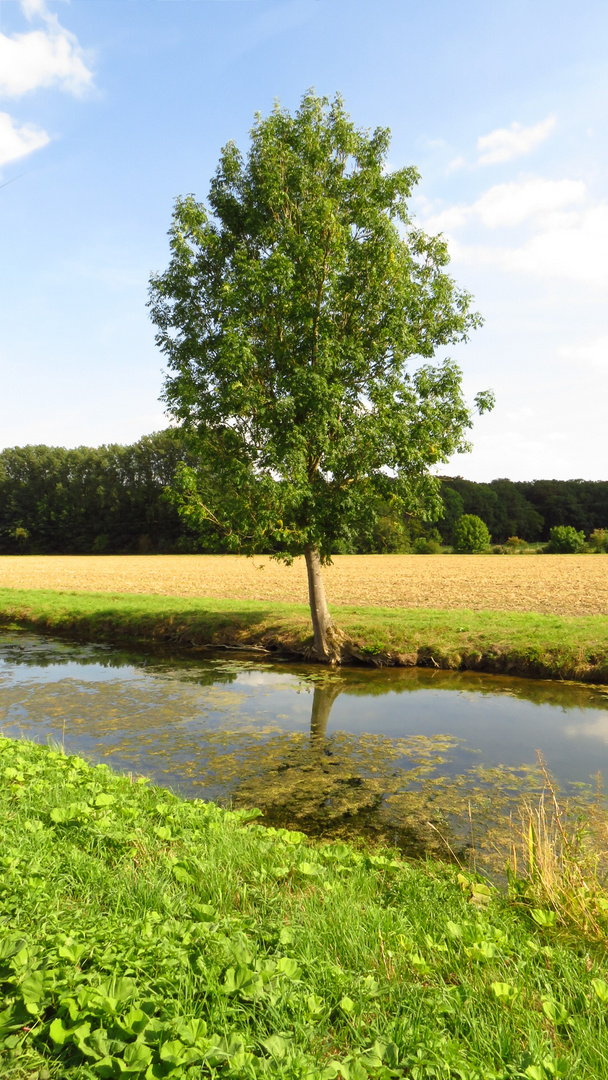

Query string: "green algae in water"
[2, 631, 608, 872]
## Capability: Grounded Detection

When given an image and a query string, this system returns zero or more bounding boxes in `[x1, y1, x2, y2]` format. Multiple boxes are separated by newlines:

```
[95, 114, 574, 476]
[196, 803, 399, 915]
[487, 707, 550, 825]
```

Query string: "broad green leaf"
[122, 1008, 149, 1036]
[123, 1040, 152, 1069]
[307, 994, 326, 1018]
[262, 1035, 288, 1059]
[542, 998, 569, 1025]
[0, 937, 27, 961]
[49, 1017, 71, 1046]
[298, 861, 320, 876]
[59, 938, 87, 963]
[531, 909, 557, 928]
[592, 978, 608, 1004]
[276, 956, 300, 979]
[94, 792, 116, 807]
[93, 1056, 128, 1078]
[524, 1068, 544, 1080]
[174, 1017, 207, 1046]
[491, 982, 518, 1004]
[159, 1038, 187, 1066]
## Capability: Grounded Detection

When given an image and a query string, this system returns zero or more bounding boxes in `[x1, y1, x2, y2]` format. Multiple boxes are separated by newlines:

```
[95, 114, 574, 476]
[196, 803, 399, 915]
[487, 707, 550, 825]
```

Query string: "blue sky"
[1, 0, 606, 481]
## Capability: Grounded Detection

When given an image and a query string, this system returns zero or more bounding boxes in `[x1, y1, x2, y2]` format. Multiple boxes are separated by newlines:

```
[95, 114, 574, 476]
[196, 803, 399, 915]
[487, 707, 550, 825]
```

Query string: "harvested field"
[0, 553, 606, 615]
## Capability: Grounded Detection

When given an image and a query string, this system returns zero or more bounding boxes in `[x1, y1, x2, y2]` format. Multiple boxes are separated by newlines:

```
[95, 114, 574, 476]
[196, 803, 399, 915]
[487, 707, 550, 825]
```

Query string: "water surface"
[2, 632, 607, 861]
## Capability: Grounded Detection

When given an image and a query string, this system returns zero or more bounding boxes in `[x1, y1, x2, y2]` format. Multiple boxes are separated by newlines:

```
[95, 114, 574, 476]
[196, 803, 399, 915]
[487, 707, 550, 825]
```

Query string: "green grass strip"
[2, 735, 608, 1079]
[1, 586, 608, 682]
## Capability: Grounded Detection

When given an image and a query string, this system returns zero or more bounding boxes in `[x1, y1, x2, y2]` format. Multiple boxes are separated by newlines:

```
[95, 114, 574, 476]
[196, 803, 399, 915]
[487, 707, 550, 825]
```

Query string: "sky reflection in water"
[1, 632, 607, 862]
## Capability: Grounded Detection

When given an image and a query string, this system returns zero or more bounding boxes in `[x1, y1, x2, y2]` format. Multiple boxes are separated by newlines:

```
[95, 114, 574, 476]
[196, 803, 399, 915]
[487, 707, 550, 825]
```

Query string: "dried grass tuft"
[508, 754, 608, 941]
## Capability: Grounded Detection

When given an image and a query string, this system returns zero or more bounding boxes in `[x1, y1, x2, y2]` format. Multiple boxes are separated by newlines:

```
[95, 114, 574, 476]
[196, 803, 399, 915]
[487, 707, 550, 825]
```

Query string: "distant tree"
[589, 528, 608, 553]
[149, 91, 493, 661]
[435, 485, 464, 542]
[452, 514, 491, 553]
[545, 525, 585, 553]
[0, 431, 198, 555]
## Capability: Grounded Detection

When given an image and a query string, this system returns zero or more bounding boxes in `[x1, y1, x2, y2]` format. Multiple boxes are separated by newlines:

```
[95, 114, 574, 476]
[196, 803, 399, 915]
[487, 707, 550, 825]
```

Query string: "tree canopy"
[148, 91, 493, 659]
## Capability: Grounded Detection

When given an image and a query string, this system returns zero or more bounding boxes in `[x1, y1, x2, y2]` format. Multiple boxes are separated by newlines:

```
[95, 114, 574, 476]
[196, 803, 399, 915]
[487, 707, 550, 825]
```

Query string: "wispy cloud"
[0, 110, 49, 167]
[477, 115, 556, 165]
[445, 155, 465, 175]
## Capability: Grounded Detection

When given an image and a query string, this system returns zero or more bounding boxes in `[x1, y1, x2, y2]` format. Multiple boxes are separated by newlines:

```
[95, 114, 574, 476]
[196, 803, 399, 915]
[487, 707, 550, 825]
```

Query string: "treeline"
[1, 431, 607, 554]
[432, 477, 608, 545]
[0, 432, 198, 555]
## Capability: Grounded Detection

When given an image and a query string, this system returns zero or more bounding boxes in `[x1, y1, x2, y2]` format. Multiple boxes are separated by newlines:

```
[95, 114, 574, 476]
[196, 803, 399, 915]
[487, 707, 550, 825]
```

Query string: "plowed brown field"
[0, 554, 607, 616]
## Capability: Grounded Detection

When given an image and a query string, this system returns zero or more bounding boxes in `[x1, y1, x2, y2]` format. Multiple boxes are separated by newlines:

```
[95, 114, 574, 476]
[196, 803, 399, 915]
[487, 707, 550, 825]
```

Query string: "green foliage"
[3, 737, 608, 1079]
[412, 536, 442, 554]
[149, 91, 491, 563]
[589, 528, 608, 553]
[546, 526, 586, 554]
[452, 514, 491, 553]
[0, 431, 200, 556]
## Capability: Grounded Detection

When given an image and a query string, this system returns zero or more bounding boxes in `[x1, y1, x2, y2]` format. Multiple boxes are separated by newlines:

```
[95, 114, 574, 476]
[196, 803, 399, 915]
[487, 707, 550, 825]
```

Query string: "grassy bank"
[2, 735, 608, 1080]
[1, 587, 608, 682]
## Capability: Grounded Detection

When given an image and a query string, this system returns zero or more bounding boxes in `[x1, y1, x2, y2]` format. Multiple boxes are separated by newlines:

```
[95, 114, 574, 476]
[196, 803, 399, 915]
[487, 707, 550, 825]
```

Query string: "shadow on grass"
[0, 593, 313, 654]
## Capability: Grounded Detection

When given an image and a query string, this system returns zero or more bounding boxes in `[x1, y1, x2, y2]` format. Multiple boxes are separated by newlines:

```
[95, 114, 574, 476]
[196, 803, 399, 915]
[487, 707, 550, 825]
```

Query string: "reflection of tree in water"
[228, 677, 550, 869]
[3, 635, 606, 875]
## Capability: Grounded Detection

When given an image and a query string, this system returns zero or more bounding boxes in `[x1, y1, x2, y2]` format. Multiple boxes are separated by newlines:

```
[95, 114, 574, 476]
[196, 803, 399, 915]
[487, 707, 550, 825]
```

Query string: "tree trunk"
[304, 545, 341, 663]
[310, 681, 342, 740]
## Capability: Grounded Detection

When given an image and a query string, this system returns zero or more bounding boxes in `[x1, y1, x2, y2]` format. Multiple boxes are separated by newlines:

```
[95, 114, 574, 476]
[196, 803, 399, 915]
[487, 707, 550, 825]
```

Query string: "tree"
[149, 91, 493, 662]
[589, 528, 608, 553]
[546, 525, 585, 553]
[452, 514, 491, 553]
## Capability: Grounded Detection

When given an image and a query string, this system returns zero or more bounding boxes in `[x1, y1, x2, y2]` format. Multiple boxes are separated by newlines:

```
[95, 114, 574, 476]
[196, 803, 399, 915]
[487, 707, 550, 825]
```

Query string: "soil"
[0, 553, 607, 616]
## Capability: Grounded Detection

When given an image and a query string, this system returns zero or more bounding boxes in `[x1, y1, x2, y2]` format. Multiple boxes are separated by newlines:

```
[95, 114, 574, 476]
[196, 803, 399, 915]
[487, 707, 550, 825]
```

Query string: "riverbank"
[2, 734, 608, 1079]
[1, 587, 608, 682]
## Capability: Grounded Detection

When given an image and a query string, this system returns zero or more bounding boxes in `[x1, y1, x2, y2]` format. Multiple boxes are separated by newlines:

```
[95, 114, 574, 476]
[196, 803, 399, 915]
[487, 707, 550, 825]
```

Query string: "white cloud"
[426, 177, 585, 234]
[495, 204, 608, 285]
[423, 176, 608, 287]
[477, 115, 556, 165]
[473, 178, 585, 228]
[21, 0, 49, 18]
[0, 2, 93, 172]
[558, 335, 608, 371]
[0, 3, 92, 98]
[0, 110, 49, 167]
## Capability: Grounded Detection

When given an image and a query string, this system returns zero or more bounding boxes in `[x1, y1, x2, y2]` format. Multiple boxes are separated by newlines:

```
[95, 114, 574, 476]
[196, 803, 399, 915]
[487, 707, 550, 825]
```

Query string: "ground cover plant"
[0, 586, 607, 682]
[3, 735, 608, 1079]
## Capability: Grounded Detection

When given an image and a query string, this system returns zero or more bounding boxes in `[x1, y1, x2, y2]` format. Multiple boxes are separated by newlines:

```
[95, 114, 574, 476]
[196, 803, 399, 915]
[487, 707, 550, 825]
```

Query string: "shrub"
[452, 514, 491, 553]
[412, 537, 441, 554]
[506, 535, 523, 550]
[589, 528, 608, 553]
[546, 525, 586, 554]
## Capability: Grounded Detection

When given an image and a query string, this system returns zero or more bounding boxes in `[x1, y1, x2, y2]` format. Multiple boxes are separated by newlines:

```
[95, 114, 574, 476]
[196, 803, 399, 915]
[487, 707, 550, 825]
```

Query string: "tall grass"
[508, 755, 608, 941]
